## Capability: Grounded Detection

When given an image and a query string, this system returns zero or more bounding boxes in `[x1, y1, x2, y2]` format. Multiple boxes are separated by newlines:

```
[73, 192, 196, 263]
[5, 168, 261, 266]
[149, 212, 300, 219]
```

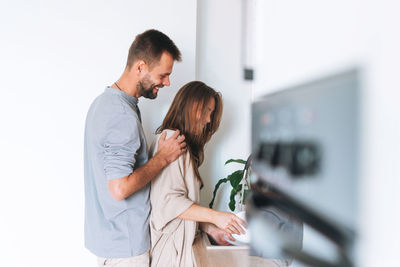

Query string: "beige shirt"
[149, 130, 201, 267]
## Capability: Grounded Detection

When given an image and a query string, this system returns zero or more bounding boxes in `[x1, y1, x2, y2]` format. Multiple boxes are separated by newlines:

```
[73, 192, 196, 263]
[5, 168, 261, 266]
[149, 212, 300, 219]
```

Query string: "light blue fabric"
[84, 87, 150, 258]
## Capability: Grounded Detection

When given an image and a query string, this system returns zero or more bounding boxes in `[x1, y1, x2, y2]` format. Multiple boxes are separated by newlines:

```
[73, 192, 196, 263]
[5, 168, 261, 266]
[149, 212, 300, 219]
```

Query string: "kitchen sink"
[202, 232, 249, 251]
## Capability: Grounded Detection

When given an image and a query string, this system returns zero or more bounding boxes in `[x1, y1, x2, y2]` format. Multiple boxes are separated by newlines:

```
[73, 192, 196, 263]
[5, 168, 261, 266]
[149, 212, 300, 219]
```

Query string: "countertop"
[193, 233, 280, 267]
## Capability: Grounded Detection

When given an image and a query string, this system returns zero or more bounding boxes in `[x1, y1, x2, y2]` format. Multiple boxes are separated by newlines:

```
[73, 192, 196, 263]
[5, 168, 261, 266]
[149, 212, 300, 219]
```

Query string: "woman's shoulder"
[161, 129, 178, 138]
[150, 129, 175, 155]
[153, 129, 179, 143]
[150, 129, 189, 162]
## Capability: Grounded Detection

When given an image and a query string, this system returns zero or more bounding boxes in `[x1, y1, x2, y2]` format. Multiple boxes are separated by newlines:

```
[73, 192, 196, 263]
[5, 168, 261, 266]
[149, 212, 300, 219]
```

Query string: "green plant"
[209, 156, 251, 212]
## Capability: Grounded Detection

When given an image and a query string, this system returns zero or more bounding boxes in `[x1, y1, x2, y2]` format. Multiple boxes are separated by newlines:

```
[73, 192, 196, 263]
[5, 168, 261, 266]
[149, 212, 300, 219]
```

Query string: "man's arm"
[108, 130, 185, 201]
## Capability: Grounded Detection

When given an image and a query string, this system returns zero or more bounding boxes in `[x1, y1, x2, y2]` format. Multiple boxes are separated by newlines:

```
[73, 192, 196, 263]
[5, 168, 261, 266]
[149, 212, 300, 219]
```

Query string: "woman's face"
[195, 97, 215, 134]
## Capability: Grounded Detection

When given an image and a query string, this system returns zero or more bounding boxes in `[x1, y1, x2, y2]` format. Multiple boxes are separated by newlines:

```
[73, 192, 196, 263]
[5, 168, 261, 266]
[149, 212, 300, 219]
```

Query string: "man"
[84, 29, 186, 267]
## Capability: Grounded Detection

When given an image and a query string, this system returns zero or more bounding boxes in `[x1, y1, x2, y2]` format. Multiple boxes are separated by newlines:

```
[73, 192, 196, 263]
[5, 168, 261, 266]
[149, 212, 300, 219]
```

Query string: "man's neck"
[112, 70, 140, 98]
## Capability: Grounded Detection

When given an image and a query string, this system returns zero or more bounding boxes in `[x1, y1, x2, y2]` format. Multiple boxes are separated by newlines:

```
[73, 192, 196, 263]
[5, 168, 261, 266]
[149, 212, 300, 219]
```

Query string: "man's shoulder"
[98, 89, 123, 108]
[92, 91, 135, 118]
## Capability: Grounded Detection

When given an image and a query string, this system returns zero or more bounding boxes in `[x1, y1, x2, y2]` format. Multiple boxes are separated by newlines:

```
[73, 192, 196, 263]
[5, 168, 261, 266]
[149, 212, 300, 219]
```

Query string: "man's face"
[137, 51, 174, 99]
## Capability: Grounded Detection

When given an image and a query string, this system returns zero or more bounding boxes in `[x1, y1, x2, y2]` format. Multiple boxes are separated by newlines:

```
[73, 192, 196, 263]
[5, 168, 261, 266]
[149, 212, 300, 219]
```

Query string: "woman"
[149, 81, 246, 267]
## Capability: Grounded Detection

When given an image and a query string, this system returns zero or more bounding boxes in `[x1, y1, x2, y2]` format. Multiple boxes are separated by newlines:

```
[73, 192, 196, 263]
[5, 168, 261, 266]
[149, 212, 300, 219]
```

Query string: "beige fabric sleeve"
[151, 150, 195, 231]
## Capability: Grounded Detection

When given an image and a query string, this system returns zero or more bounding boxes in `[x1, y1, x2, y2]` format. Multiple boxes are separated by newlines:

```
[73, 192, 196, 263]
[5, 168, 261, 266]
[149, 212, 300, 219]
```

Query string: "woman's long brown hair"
[156, 81, 223, 186]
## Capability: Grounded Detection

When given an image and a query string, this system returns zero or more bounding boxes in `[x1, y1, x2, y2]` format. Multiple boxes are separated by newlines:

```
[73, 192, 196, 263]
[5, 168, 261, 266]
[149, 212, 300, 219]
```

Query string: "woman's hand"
[213, 211, 247, 235]
[209, 225, 234, 245]
[200, 222, 234, 245]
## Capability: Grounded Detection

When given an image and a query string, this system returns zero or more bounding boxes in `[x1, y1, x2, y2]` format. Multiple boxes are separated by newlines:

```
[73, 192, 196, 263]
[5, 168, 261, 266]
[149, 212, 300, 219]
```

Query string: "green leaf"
[225, 159, 246, 165]
[209, 178, 228, 209]
[228, 170, 244, 189]
[210, 157, 250, 211]
[228, 184, 242, 211]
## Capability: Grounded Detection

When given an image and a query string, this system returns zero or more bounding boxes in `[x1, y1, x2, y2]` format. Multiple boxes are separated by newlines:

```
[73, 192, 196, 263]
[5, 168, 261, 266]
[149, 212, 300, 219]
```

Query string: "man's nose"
[163, 76, 170, 86]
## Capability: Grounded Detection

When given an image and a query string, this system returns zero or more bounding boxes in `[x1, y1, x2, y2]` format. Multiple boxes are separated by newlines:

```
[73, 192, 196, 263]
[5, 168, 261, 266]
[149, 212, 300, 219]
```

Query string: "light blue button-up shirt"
[84, 87, 150, 258]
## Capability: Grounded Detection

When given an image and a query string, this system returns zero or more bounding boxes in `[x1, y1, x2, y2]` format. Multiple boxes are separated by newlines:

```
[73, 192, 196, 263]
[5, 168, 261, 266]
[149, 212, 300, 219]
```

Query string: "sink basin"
[202, 232, 249, 250]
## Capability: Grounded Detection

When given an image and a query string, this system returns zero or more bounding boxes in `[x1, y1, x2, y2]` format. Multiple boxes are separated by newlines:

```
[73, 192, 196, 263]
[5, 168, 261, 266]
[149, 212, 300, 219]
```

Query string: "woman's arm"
[178, 203, 246, 235]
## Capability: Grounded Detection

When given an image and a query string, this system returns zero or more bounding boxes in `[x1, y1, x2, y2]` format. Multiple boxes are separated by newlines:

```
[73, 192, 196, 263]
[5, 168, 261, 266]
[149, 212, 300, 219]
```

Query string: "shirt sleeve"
[103, 114, 141, 180]
[151, 151, 195, 231]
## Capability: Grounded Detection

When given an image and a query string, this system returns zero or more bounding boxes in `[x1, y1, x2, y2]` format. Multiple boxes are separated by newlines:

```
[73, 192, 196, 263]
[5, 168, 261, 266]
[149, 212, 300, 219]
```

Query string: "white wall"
[358, 1, 400, 265]
[3, 0, 397, 265]
[0, 0, 196, 266]
[252, 0, 368, 97]
[250, 0, 400, 266]
[196, 0, 252, 211]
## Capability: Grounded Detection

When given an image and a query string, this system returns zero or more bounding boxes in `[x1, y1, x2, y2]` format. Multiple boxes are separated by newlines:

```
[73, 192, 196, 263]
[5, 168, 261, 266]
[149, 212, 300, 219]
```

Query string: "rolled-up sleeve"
[103, 114, 141, 180]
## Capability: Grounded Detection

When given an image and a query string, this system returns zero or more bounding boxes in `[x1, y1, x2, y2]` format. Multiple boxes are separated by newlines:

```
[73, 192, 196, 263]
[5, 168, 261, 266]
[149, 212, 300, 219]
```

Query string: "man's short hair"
[126, 29, 182, 69]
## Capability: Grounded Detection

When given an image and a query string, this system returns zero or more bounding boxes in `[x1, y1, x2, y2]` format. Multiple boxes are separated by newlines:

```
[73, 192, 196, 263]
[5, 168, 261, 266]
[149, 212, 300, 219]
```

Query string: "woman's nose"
[206, 115, 211, 123]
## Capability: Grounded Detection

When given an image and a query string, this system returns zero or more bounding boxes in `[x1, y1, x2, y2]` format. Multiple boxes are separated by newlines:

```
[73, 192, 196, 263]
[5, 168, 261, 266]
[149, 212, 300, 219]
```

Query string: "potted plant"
[209, 155, 252, 212]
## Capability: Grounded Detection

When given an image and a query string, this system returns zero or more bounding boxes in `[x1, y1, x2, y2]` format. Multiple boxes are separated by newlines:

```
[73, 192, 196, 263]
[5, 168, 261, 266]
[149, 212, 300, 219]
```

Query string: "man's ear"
[134, 60, 146, 74]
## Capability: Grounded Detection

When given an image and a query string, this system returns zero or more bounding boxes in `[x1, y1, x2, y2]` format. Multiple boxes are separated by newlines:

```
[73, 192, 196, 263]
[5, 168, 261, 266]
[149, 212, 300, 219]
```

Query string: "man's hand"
[107, 131, 186, 201]
[157, 130, 186, 165]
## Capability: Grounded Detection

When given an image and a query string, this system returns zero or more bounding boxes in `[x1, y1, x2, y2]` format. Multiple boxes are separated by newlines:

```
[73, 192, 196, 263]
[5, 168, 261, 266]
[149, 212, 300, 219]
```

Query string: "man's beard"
[137, 74, 160, 99]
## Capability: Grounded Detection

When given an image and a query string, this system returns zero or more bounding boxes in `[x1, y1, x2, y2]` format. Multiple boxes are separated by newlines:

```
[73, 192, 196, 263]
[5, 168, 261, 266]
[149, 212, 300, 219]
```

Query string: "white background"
[0, 0, 196, 266]
[1, 0, 399, 266]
